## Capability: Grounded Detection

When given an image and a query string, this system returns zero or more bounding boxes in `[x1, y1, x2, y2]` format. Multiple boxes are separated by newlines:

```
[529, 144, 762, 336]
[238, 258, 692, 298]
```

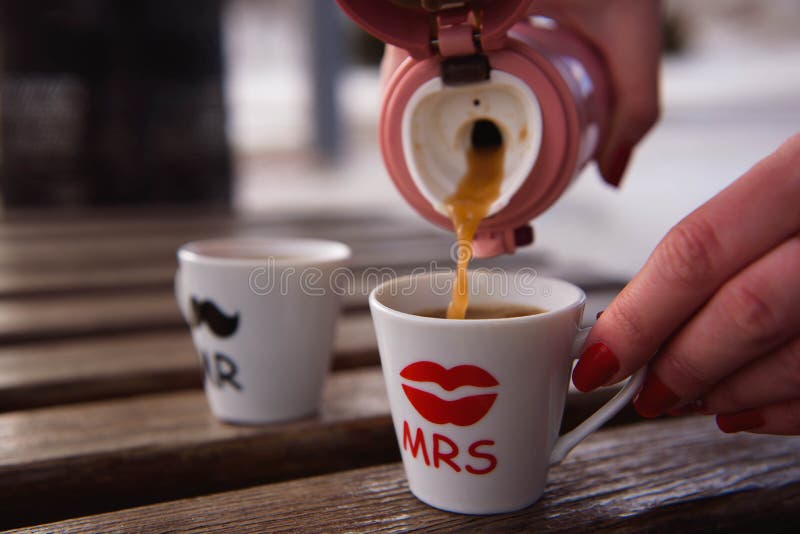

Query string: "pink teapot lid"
[335, 0, 532, 58]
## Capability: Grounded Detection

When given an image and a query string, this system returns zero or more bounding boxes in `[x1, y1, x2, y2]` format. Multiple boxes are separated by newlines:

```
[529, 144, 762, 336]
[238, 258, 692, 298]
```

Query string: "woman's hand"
[529, 0, 661, 186]
[572, 133, 800, 435]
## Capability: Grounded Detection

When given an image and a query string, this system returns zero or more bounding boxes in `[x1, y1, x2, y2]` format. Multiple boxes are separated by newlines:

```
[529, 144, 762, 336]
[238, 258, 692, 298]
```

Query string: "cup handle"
[174, 268, 191, 325]
[549, 327, 646, 466]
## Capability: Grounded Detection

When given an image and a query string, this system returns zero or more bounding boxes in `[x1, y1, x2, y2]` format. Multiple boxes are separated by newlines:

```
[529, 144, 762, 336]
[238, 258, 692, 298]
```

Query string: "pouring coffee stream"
[446, 119, 505, 319]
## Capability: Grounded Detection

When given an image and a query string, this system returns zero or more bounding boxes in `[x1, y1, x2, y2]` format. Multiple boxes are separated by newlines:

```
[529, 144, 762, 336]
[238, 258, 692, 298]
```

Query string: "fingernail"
[716, 409, 765, 433]
[596, 310, 604, 319]
[572, 343, 619, 392]
[513, 224, 534, 247]
[633, 374, 680, 418]
[600, 144, 633, 187]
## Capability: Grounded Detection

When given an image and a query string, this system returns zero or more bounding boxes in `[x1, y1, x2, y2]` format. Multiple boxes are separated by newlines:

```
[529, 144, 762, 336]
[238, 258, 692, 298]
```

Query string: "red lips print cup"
[400, 361, 499, 427]
[369, 271, 645, 514]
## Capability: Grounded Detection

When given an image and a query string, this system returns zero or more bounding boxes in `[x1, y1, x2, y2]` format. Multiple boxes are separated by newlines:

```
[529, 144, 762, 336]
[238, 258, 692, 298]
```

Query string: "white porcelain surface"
[370, 271, 642, 514]
[176, 237, 351, 424]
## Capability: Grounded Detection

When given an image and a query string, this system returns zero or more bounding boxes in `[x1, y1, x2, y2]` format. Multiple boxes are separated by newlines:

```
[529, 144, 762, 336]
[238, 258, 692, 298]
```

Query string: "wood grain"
[0, 210, 648, 531]
[0, 290, 182, 344]
[0, 210, 634, 301]
[0, 283, 619, 412]
[0, 315, 378, 411]
[0, 368, 396, 529]
[0, 364, 634, 528]
[0, 223, 453, 271]
[0, 285, 385, 345]
[0, 209, 428, 241]
[0, 262, 178, 298]
[0, 243, 557, 301]
[0, 209, 462, 298]
[0, 237, 460, 302]
[0, 274, 619, 345]
[17, 417, 800, 533]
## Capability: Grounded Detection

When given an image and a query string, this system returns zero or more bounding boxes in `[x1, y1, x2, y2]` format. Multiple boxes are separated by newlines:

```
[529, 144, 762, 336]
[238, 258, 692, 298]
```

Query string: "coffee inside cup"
[415, 302, 545, 320]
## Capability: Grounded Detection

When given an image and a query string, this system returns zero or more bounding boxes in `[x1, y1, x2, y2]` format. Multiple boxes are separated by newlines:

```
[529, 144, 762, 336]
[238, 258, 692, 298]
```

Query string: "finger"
[592, 2, 661, 187]
[572, 133, 800, 393]
[716, 399, 800, 436]
[530, 0, 662, 186]
[701, 335, 800, 415]
[380, 45, 408, 89]
[632, 234, 800, 417]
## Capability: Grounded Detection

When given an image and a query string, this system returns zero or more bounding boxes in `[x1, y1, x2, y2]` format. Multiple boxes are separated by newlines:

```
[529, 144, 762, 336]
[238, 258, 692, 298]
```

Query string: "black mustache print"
[189, 297, 240, 338]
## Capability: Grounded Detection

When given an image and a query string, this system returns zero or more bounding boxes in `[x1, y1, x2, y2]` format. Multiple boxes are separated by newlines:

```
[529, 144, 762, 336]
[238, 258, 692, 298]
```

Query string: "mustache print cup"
[176, 238, 351, 424]
[369, 271, 645, 514]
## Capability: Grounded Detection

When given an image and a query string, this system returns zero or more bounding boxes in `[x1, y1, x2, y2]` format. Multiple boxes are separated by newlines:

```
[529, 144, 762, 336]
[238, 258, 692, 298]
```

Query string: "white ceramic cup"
[369, 271, 645, 515]
[175, 237, 351, 424]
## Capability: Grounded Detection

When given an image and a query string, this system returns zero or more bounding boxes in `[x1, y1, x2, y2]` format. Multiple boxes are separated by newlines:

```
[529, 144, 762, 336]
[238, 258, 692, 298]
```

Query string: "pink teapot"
[337, 0, 611, 257]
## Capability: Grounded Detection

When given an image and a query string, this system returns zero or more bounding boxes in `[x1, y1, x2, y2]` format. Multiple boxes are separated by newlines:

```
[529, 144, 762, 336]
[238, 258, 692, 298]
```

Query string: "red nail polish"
[601, 144, 633, 187]
[633, 374, 680, 418]
[595, 310, 604, 319]
[572, 343, 619, 392]
[716, 409, 764, 433]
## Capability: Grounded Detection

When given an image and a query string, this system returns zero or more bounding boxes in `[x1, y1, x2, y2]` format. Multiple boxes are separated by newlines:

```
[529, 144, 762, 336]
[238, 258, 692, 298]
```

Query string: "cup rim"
[177, 237, 352, 268]
[369, 271, 586, 325]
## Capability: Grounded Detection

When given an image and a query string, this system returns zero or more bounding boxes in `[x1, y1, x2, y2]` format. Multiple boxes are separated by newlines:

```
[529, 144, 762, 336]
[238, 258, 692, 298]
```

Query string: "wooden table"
[1, 209, 798, 532]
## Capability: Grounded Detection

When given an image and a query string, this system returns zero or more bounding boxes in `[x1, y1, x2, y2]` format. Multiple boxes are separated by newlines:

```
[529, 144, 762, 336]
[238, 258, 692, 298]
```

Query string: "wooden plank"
[0, 247, 460, 299]
[0, 208, 427, 241]
[0, 368, 396, 529]
[0, 250, 560, 301]
[0, 230, 454, 270]
[0, 315, 378, 411]
[0, 364, 635, 528]
[0, 286, 386, 345]
[0, 210, 628, 301]
[0, 211, 579, 299]
[19, 417, 800, 533]
[0, 265, 482, 345]
[0, 290, 176, 343]
[0, 235, 502, 298]
[0, 209, 451, 272]
[0, 262, 178, 298]
[0, 282, 618, 412]
[0, 280, 619, 346]
[0, 286, 377, 346]
[0, 290, 181, 344]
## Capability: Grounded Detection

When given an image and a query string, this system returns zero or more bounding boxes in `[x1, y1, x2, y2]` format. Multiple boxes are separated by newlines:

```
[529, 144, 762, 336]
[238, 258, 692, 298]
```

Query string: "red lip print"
[400, 361, 498, 426]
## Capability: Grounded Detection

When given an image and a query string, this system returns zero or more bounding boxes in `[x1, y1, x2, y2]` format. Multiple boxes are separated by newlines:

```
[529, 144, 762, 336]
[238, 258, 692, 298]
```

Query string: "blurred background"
[1, 0, 799, 278]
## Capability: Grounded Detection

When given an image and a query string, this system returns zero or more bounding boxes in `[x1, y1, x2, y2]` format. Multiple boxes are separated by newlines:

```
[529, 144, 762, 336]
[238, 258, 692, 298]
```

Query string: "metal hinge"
[429, 2, 482, 54]
[426, 0, 489, 83]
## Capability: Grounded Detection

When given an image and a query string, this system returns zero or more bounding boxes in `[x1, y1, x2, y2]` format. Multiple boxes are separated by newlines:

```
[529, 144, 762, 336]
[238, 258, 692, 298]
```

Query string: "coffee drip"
[445, 119, 504, 319]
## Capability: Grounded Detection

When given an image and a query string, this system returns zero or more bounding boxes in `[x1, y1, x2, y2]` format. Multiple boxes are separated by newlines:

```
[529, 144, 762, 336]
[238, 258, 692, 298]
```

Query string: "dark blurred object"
[662, 10, 689, 55]
[346, 22, 385, 66]
[0, 0, 231, 207]
[311, 0, 343, 161]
